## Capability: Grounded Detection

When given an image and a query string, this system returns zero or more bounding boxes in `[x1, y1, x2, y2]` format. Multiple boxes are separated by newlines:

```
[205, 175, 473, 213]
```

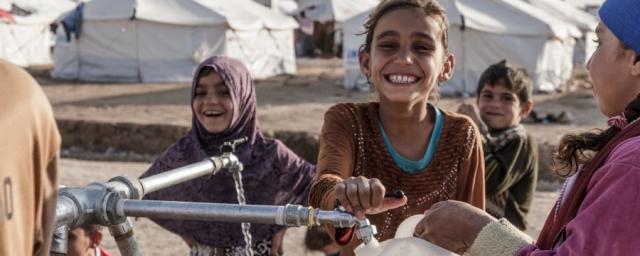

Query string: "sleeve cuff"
[468, 218, 533, 256]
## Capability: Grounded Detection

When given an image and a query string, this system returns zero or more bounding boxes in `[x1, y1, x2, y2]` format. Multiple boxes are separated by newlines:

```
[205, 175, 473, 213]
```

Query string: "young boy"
[458, 60, 539, 231]
[67, 225, 112, 256]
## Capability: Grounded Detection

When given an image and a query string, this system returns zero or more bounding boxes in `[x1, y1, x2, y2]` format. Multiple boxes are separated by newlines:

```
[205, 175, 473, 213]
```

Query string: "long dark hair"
[554, 95, 640, 176]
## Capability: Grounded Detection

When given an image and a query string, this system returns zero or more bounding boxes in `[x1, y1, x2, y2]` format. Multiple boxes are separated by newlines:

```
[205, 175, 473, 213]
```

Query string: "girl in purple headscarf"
[140, 56, 316, 256]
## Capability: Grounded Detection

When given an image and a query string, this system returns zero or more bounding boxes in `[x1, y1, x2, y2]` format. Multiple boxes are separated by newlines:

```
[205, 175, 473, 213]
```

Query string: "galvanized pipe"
[119, 200, 358, 228]
[139, 156, 229, 196]
[50, 225, 70, 255]
[54, 194, 80, 228]
[108, 218, 142, 256]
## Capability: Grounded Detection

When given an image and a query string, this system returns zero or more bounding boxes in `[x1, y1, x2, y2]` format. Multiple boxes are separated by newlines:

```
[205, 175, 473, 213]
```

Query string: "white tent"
[0, 0, 75, 67]
[253, 0, 299, 15]
[343, 0, 581, 94]
[524, 0, 599, 64]
[561, 0, 604, 12]
[297, 0, 379, 23]
[52, 0, 298, 83]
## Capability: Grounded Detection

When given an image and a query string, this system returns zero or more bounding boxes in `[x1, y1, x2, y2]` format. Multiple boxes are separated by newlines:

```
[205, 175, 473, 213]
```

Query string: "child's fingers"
[345, 182, 361, 212]
[370, 178, 385, 209]
[334, 182, 352, 212]
[355, 176, 372, 209]
[368, 196, 407, 215]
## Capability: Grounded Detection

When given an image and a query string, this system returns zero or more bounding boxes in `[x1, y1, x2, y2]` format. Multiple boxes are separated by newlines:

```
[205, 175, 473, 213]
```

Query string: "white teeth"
[389, 74, 417, 84]
[204, 111, 223, 116]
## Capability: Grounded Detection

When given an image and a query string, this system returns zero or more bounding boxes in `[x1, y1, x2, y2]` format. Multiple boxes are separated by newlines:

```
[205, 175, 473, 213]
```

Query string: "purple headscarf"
[140, 56, 315, 248]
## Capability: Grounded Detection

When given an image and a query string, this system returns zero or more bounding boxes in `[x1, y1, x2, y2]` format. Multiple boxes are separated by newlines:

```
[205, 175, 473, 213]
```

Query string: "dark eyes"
[501, 96, 515, 102]
[195, 89, 229, 97]
[414, 45, 433, 52]
[376, 42, 433, 53]
[378, 43, 397, 50]
[481, 94, 515, 102]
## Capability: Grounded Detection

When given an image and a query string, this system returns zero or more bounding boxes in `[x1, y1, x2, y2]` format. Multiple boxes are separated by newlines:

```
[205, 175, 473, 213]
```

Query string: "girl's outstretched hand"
[335, 176, 408, 219]
[413, 200, 495, 254]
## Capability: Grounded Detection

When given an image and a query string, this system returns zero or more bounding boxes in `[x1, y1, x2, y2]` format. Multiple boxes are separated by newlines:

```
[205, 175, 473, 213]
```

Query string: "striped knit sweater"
[309, 102, 485, 255]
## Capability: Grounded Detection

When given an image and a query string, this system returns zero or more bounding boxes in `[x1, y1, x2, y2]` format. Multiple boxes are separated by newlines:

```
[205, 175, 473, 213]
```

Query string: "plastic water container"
[354, 214, 459, 256]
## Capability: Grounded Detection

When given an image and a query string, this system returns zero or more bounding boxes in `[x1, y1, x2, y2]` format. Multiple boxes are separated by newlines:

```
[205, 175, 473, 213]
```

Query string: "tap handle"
[385, 190, 405, 199]
[220, 137, 248, 153]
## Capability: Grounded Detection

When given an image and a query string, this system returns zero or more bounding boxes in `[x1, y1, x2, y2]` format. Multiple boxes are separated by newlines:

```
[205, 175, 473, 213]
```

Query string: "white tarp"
[0, 0, 75, 67]
[525, 0, 599, 64]
[561, 0, 605, 9]
[297, 0, 379, 23]
[53, 0, 298, 82]
[343, 0, 579, 94]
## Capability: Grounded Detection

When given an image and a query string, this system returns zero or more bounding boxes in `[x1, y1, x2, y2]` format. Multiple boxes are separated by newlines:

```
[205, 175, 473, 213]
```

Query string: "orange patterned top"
[309, 102, 485, 255]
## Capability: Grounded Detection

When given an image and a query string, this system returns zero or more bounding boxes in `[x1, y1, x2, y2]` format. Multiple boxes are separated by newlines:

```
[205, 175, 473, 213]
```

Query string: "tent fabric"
[343, 0, 577, 94]
[342, 10, 368, 91]
[0, 0, 76, 67]
[524, 0, 599, 64]
[525, 0, 598, 32]
[446, 0, 580, 38]
[562, 0, 605, 8]
[52, 0, 297, 82]
[83, 0, 298, 30]
[297, 0, 379, 23]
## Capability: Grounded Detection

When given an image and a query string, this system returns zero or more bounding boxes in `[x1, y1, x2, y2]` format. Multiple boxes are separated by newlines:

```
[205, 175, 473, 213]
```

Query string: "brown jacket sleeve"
[309, 105, 356, 211]
[455, 122, 486, 210]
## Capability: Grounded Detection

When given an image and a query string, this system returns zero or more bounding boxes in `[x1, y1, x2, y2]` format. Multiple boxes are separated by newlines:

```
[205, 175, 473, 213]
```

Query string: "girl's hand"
[335, 176, 407, 219]
[414, 200, 495, 254]
[270, 228, 286, 256]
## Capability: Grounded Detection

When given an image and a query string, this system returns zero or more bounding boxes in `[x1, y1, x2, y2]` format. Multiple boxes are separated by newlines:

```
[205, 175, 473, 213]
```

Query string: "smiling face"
[587, 22, 640, 117]
[359, 6, 453, 105]
[478, 83, 532, 131]
[192, 71, 234, 134]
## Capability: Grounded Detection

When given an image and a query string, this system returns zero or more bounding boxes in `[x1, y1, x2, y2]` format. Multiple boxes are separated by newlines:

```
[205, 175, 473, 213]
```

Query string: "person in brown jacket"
[0, 59, 61, 255]
[308, 0, 485, 255]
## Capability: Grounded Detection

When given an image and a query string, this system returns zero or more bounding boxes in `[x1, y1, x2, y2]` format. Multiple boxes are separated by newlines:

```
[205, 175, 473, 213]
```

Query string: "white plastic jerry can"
[354, 214, 459, 256]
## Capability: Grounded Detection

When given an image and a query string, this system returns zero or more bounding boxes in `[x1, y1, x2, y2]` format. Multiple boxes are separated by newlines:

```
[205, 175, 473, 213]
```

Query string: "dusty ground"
[41, 58, 597, 255]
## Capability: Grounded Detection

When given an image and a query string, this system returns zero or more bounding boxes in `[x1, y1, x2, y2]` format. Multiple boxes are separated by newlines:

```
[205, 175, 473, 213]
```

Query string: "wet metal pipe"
[120, 200, 358, 228]
[138, 156, 231, 196]
[108, 219, 142, 256]
[54, 194, 80, 228]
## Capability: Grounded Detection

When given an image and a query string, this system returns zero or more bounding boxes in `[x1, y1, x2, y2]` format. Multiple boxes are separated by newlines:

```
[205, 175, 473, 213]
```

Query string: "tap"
[355, 218, 378, 245]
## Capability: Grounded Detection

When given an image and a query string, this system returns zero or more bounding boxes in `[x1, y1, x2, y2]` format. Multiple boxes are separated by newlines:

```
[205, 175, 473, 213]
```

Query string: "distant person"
[140, 56, 315, 256]
[67, 225, 112, 256]
[457, 60, 538, 231]
[0, 59, 61, 255]
[295, 10, 315, 57]
[414, 0, 640, 255]
[308, 0, 485, 255]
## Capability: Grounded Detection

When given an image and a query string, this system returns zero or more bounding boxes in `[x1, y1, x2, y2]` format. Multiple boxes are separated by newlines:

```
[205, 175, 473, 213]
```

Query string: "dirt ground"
[41, 57, 598, 255]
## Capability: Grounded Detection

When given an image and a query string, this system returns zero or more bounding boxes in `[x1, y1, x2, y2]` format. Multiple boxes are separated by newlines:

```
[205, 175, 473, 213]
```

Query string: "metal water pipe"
[51, 138, 248, 255]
